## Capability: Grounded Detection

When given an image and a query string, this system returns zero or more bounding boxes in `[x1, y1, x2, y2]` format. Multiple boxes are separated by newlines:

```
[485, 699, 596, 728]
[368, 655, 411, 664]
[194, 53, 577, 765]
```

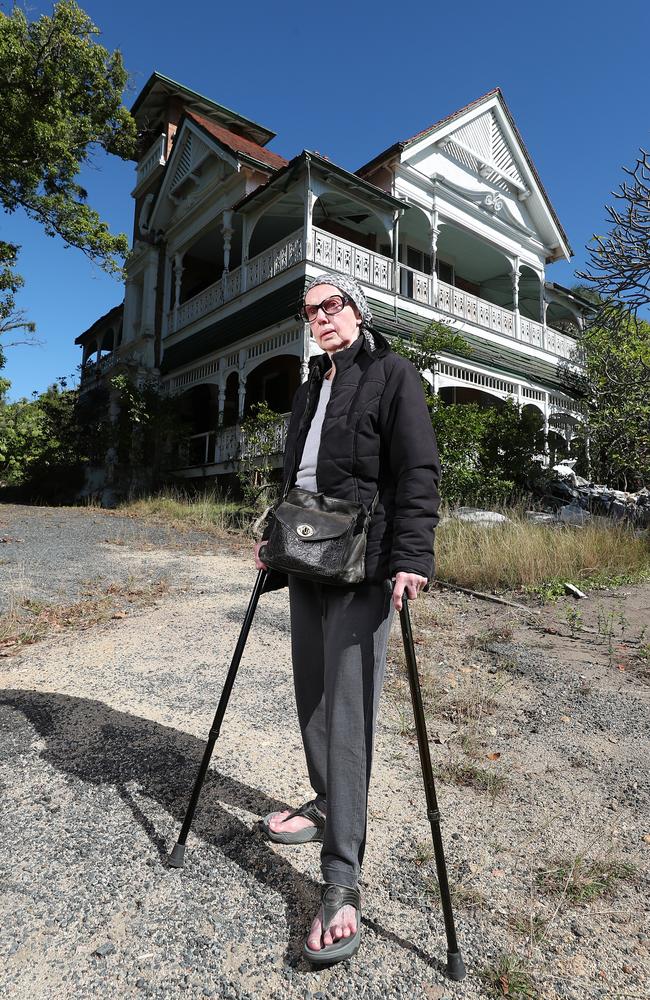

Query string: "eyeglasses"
[301, 293, 352, 323]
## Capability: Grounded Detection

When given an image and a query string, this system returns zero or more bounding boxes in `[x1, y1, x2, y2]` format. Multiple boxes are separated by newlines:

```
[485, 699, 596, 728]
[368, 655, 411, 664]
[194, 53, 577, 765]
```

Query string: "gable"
[146, 117, 242, 231]
[169, 127, 218, 195]
[441, 108, 526, 193]
[360, 89, 572, 261]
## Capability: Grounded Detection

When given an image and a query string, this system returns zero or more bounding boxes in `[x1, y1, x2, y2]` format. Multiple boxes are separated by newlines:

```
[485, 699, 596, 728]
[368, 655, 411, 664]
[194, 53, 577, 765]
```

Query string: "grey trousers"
[288, 576, 394, 888]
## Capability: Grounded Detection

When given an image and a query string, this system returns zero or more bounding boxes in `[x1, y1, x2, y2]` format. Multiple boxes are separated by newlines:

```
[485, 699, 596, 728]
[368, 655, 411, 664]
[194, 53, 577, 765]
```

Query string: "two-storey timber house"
[76, 73, 591, 492]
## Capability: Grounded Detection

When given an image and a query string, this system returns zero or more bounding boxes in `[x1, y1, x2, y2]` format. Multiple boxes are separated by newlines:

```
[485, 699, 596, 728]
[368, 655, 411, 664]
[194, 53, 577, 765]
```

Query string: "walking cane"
[169, 568, 268, 868]
[399, 595, 466, 981]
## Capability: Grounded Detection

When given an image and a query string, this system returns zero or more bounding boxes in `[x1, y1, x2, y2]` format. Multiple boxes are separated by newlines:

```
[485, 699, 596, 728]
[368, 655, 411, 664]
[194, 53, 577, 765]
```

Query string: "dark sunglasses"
[301, 293, 352, 323]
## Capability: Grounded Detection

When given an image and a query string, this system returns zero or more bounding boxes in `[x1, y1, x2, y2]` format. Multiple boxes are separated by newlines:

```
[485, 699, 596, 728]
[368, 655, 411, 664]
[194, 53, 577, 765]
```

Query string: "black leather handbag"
[259, 487, 377, 585]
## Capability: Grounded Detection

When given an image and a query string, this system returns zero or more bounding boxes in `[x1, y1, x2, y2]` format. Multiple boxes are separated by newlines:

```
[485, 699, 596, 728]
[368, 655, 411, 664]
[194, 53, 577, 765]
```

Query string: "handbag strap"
[281, 367, 380, 515]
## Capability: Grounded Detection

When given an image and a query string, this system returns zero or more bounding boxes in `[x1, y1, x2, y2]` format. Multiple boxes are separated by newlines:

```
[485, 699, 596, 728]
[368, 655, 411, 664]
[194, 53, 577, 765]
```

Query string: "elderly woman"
[254, 272, 440, 965]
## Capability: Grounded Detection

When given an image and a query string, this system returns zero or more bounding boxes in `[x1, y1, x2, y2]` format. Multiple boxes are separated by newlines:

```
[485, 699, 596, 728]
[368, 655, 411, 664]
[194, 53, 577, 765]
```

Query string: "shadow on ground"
[0, 688, 447, 976]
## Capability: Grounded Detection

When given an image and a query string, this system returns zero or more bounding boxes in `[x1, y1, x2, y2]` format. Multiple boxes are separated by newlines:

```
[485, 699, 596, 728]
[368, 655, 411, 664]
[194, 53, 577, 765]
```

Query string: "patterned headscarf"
[304, 272, 374, 330]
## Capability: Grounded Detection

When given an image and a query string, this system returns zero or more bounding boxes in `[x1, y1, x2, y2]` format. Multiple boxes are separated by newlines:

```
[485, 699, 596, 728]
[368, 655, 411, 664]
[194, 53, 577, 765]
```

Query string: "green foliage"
[392, 320, 472, 372]
[109, 374, 190, 471]
[0, 380, 85, 493]
[392, 324, 547, 505]
[0, 1, 136, 359]
[0, 373, 190, 499]
[427, 395, 544, 506]
[237, 401, 285, 510]
[562, 307, 650, 489]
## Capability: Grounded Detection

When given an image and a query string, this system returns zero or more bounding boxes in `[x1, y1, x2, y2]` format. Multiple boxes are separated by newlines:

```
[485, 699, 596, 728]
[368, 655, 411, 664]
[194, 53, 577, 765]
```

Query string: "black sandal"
[302, 883, 362, 966]
[259, 799, 325, 844]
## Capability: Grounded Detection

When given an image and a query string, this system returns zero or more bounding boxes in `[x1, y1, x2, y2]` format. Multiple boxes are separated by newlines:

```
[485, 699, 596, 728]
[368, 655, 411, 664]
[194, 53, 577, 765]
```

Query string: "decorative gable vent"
[169, 130, 212, 193]
[442, 110, 526, 193]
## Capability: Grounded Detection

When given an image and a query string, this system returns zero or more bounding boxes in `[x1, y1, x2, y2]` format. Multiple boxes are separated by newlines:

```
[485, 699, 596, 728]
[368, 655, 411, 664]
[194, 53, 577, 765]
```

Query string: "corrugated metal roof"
[368, 298, 567, 390]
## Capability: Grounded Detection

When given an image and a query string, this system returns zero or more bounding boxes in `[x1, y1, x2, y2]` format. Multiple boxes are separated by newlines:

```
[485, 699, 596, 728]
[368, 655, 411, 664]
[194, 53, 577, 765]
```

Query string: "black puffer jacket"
[268, 328, 440, 585]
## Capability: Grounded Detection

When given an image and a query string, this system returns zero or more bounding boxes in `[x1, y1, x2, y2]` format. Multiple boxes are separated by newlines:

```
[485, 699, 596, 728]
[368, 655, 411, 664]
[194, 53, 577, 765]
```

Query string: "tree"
[562, 309, 650, 490]
[392, 324, 546, 504]
[578, 149, 650, 315]
[0, 1, 136, 356]
[238, 402, 286, 511]
[0, 242, 39, 364]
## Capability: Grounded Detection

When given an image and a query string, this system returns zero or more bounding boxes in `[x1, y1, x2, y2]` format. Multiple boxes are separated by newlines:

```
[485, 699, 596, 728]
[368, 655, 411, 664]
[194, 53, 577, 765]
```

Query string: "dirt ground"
[0, 504, 648, 1000]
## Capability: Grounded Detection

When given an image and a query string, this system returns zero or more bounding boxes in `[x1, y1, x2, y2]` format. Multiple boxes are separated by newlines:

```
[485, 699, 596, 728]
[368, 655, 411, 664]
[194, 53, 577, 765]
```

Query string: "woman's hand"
[254, 540, 269, 571]
[392, 572, 427, 611]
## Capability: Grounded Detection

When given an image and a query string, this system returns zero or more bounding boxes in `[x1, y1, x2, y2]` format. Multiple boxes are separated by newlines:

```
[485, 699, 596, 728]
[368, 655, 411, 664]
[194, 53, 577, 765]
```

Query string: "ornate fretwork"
[439, 109, 528, 195]
[169, 130, 213, 195]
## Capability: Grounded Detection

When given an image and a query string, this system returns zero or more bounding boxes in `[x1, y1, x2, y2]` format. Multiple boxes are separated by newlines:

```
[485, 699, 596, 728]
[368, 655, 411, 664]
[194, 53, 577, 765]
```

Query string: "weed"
[564, 606, 583, 637]
[437, 513, 650, 594]
[423, 877, 488, 911]
[481, 954, 538, 999]
[117, 488, 242, 535]
[535, 855, 636, 904]
[529, 579, 566, 602]
[436, 761, 507, 798]
[457, 730, 483, 759]
[395, 703, 416, 739]
[439, 685, 498, 725]
[470, 624, 515, 648]
[413, 841, 435, 867]
[0, 576, 171, 653]
[508, 910, 548, 945]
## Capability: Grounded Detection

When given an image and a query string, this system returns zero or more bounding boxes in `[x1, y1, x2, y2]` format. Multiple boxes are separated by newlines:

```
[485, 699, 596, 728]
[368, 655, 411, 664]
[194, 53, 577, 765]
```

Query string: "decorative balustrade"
[437, 279, 515, 338]
[179, 415, 290, 468]
[135, 135, 166, 190]
[80, 352, 122, 381]
[398, 264, 433, 305]
[312, 228, 392, 290]
[246, 230, 303, 289]
[169, 232, 302, 334]
[165, 222, 578, 365]
[520, 316, 544, 349]
[544, 327, 577, 360]
[174, 274, 225, 332]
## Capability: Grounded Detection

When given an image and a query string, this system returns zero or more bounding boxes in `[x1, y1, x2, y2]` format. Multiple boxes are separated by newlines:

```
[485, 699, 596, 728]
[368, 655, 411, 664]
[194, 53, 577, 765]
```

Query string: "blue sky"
[4, 0, 650, 400]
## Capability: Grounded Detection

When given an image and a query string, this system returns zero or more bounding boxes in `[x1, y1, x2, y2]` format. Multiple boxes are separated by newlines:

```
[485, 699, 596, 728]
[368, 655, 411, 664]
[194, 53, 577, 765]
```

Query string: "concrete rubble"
[532, 461, 650, 529]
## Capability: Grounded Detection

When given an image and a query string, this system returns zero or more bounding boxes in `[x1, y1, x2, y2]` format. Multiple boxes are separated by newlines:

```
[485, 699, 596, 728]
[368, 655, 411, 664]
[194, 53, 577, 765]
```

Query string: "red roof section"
[187, 111, 288, 171]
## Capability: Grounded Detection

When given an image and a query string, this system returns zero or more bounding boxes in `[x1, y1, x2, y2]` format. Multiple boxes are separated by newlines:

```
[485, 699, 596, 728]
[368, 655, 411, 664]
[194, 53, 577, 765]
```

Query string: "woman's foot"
[260, 800, 325, 844]
[267, 810, 317, 836]
[303, 884, 362, 965]
[306, 903, 357, 950]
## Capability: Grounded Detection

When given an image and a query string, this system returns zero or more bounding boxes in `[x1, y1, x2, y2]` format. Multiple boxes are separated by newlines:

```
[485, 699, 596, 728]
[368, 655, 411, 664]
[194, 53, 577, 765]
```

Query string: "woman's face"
[304, 283, 362, 356]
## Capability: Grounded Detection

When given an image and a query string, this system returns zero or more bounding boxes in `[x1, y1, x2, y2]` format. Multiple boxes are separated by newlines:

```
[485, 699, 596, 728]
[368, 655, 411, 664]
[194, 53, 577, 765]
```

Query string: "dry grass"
[481, 954, 539, 999]
[422, 875, 488, 912]
[436, 760, 508, 798]
[535, 855, 637, 904]
[104, 493, 650, 595]
[0, 576, 171, 654]
[436, 515, 650, 593]
[115, 488, 242, 536]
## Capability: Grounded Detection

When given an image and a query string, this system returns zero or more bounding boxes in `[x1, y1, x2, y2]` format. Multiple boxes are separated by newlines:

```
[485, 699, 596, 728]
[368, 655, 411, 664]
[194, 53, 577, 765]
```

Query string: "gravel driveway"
[0, 504, 648, 1000]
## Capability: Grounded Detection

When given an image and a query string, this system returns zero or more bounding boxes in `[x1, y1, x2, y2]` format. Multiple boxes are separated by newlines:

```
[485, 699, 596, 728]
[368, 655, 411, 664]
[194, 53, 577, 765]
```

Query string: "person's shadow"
[0, 688, 447, 975]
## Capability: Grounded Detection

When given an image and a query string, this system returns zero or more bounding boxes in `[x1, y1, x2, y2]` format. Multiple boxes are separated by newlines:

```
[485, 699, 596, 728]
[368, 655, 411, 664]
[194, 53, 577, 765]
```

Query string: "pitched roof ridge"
[402, 87, 503, 146]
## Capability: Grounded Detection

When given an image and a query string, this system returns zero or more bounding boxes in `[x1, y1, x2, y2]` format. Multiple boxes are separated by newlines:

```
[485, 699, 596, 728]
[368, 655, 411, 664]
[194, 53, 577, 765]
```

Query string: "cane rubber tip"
[446, 950, 466, 981]
[168, 843, 186, 868]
